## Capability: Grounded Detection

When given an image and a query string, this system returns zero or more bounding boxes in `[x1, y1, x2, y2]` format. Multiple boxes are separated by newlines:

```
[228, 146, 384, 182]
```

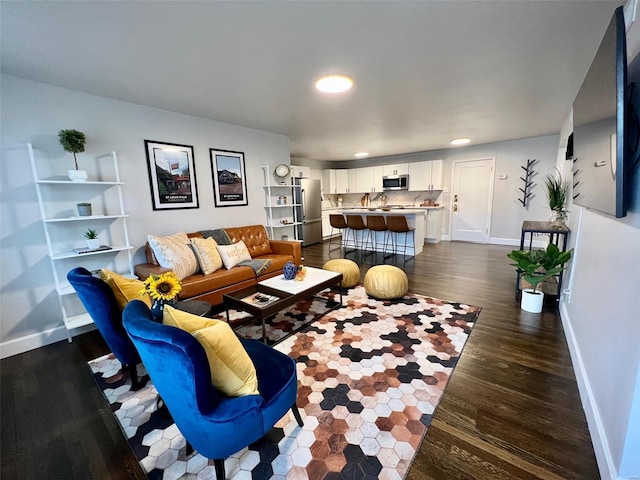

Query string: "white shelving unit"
[28, 143, 133, 339]
[262, 165, 302, 241]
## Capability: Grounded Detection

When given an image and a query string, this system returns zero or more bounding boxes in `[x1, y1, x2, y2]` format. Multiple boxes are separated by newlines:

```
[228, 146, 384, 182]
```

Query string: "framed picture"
[144, 140, 199, 210]
[210, 149, 248, 207]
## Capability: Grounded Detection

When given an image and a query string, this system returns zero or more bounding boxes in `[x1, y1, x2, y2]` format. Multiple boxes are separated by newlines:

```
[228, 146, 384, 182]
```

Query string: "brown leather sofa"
[134, 225, 302, 307]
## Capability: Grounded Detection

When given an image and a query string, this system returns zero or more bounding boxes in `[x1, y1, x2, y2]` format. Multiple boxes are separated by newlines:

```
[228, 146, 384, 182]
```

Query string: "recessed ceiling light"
[354, 152, 369, 158]
[451, 138, 471, 146]
[315, 74, 354, 93]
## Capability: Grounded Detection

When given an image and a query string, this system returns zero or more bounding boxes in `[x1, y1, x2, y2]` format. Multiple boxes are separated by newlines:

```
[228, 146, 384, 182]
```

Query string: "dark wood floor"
[1, 240, 599, 480]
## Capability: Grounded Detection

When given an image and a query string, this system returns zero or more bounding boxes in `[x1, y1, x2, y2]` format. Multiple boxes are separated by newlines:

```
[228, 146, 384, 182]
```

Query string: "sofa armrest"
[269, 240, 302, 265]
[134, 263, 171, 280]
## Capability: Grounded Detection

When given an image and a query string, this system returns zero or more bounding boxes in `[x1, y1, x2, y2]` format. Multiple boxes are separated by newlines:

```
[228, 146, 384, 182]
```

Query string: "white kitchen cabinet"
[322, 169, 336, 194]
[335, 170, 349, 194]
[347, 169, 359, 193]
[292, 165, 311, 178]
[322, 210, 332, 238]
[425, 208, 443, 243]
[382, 163, 408, 176]
[429, 160, 444, 190]
[355, 166, 384, 193]
[28, 143, 133, 339]
[408, 160, 444, 190]
[355, 167, 372, 193]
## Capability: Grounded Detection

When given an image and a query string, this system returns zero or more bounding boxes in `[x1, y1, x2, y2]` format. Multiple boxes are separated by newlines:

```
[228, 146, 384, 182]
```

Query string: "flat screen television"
[573, 6, 627, 218]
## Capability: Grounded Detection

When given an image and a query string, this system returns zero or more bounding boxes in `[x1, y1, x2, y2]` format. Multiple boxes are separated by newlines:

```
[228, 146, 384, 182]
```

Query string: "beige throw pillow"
[147, 232, 200, 280]
[190, 237, 223, 275]
[216, 240, 252, 269]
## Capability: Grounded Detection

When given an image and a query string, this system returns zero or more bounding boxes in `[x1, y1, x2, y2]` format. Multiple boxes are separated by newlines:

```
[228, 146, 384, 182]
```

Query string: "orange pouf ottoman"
[364, 265, 409, 299]
[322, 259, 360, 288]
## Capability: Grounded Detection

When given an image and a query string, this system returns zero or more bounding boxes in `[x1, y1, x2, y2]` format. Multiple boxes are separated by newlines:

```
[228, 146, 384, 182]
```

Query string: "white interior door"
[451, 158, 494, 243]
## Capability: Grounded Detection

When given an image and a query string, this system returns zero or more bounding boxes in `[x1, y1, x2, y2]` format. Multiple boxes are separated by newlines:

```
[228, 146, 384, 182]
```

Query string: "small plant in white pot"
[84, 228, 100, 249]
[58, 129, 87, 182]
[507, 244, 572, 313]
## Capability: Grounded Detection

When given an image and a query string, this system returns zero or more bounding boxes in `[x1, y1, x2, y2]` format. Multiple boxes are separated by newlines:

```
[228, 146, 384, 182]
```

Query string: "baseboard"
[560, 301, 617, 480]
[488, 237, 547, 248]
[0, 323, 96, 359]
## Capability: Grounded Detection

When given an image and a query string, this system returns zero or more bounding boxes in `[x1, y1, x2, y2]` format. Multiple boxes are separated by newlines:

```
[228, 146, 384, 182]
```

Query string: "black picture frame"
[144, 140, 199, 210]
[210, 149, 248, 207]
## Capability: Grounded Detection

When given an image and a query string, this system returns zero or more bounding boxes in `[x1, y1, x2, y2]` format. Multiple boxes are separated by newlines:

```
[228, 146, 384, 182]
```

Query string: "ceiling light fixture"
[354, 152, 369, 158]
[315, 74, 354, 93]
[451, 138, 471, 146]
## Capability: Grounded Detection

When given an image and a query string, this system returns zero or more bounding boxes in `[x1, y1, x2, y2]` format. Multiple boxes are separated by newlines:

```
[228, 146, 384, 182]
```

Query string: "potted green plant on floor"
[58, 129, 87, 182]
[507, 243, 573, 313]
[545, 168, 570, 228]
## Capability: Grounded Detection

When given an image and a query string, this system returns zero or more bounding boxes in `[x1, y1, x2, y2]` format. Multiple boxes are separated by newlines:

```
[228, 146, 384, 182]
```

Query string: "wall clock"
[274, 163, 291, 182]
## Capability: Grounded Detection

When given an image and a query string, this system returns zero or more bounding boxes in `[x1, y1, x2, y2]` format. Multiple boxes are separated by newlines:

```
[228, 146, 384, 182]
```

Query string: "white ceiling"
[0, 1, 623, 161]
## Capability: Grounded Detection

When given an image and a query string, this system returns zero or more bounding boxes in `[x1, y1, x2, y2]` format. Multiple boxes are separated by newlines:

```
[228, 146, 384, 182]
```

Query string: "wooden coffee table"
[223, 267, 343, 344]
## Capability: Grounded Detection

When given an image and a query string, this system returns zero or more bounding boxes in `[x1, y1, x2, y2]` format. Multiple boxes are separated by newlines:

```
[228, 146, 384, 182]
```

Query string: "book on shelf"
[242, 292, 279, 306]
[73, 245, 113, 254]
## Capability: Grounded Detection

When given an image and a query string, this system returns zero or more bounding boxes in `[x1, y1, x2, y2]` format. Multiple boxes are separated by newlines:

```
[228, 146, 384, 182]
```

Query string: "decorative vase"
[68, 169, 88, 182]
[77, 203, 92, 216]
[86, 238, 100, 249]
[150, 297, 178, 322]
[521, 288, 544, 313]
[283, 261, 297, 280]
[550, 209, 567, 229]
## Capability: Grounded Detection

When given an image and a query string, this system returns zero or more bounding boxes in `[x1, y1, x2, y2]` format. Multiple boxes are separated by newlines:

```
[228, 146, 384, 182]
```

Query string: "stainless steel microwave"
[382, 175, 409, 191]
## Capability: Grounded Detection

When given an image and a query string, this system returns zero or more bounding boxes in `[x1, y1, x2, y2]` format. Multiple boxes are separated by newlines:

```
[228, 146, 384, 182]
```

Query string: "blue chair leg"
[291, 403, 304, 427]
[126, 363, 142, 391]
[214, 458, 225, 479]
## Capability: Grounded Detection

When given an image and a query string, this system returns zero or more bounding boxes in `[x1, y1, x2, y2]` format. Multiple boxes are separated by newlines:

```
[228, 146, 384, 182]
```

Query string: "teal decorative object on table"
[151, 298, 178, 322]
[283, 261, 296, 280]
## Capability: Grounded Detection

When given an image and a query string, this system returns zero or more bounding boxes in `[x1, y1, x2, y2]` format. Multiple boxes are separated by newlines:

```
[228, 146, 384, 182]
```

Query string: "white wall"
[0, 74, 290, 354]
[556, 2, 640, 476]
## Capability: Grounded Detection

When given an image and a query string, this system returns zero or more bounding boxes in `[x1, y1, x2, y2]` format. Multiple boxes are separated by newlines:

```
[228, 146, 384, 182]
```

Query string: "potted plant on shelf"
[58, 129, 87, 182]
[77, 202, 92, 217]
[507, 243, 573, 313]
[83, 227, 100, 249]
[545, 168, 570, 228]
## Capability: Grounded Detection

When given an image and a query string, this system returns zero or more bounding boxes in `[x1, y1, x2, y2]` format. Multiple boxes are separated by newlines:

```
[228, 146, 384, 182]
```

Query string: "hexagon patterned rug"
[89, 285, 480, 480]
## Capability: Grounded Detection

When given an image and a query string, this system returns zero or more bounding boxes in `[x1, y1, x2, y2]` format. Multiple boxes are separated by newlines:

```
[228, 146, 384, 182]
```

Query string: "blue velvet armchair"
[67, 267, 142, 389]
[122, 300, 303, 480]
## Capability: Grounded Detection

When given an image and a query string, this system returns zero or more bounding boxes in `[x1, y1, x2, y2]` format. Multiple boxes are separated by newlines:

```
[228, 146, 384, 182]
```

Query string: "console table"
[516, 221, 570, 299]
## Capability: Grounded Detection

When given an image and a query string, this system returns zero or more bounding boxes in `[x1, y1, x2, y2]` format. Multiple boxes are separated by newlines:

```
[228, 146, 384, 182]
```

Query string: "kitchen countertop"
[323, 205, 444, 212]
[339, 208, 427, 215]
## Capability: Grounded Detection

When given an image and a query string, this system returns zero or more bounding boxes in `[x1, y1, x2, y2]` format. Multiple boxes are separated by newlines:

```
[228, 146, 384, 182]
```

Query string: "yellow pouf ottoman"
[364, 265, 409, 299]
[323, 259, 360, 288]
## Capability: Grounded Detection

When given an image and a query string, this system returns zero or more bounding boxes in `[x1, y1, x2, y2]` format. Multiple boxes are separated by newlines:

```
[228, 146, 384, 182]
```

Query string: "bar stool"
[328, 214, 348, 253]
[345, 215, 367, 253]
[364, 215, 387, 258]
[384, 215, 415, 262]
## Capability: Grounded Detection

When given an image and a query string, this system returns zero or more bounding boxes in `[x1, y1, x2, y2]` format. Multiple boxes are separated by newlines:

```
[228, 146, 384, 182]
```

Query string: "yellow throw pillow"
[162, 305, 219, 333]
[100, 269, 151, 310]
[190, 237, 223, 275]
[216, 240, 252, 270]
[163, 306, 258, 396]
[193, 322, 259, 397]
[147, 232, 200, 280]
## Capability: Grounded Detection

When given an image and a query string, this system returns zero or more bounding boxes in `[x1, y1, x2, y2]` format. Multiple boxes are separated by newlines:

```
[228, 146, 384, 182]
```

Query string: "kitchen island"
[338, 209, 425, 255]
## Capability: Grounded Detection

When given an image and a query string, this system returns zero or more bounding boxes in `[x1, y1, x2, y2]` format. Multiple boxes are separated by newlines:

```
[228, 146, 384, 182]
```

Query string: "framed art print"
[144, 140, 199, 210]
[210, 148, 248, 207]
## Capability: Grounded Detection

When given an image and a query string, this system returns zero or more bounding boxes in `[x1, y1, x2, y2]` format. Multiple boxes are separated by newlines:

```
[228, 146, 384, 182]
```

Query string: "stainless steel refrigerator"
[294, 178, 322, 246]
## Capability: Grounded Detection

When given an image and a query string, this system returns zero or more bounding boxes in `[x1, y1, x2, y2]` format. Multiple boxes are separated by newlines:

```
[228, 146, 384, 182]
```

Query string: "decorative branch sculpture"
[519, 158, 537, 207]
